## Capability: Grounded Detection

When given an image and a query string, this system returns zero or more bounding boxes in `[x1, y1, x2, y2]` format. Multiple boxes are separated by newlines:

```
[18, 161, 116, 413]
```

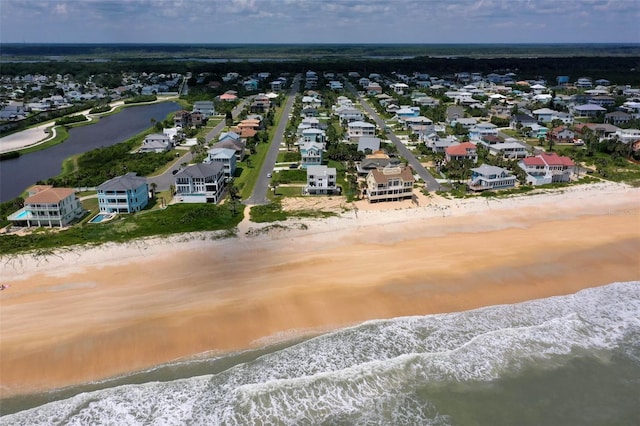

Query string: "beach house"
[348, 121, 376, 140]
[519, 153, 575, 185]
[304, 165, 339, 195]
[174, 163, 226, 204]
[468, 164, 517, 191]
[97, 172, 149, 213]
[192, 101, 215, 118]
[365, 165, 414, 203]
[205, 147, 237, 181]
[8, 186, 83, 227]
[140, 133, 172, 153]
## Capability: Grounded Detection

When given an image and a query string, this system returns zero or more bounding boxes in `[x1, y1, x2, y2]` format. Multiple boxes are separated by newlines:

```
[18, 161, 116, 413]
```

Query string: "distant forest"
[2, 43, 640, 85]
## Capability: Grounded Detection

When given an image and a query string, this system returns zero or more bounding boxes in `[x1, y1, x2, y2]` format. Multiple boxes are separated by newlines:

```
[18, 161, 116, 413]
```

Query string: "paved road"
[346, 83, 442, 191]
[244, 75, 300, 205]
[149, 98, 250, 191]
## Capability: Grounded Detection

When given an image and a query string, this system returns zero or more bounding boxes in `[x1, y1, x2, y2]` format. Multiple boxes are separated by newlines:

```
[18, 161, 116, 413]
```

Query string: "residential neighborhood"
[2, 61, 640, 234]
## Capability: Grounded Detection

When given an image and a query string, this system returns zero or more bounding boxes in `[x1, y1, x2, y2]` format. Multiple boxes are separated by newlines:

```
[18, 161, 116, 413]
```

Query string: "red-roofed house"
[220, 92, 238, 101]
[445, 142, 478, 164]
[550, 126, 575, 142]
[518, 152, 575, 185]
[8, 186, 83, 227]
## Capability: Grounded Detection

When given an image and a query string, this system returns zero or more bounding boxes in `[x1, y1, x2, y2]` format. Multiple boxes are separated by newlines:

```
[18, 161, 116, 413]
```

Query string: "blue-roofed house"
[97, 172, 149, 213]
[206, 147, 237, 181]
[300, 141, 323, 169]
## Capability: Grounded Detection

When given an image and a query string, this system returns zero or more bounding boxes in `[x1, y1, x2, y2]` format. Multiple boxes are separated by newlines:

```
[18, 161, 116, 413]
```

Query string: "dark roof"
[98, 172, 147, 191]
[175, 163, 223, 179]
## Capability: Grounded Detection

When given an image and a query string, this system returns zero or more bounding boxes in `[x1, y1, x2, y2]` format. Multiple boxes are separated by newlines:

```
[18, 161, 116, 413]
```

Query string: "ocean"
[2, 281, 639, 425]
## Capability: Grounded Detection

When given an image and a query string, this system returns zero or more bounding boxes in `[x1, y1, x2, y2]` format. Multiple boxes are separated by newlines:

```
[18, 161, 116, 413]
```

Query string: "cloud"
[1, 0, 638, 43]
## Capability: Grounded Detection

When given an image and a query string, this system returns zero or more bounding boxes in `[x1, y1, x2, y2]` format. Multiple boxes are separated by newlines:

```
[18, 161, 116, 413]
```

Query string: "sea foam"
[3, 281, 639, 425]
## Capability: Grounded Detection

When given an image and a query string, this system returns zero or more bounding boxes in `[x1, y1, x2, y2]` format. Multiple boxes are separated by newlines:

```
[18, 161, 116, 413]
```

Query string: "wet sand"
[1, 184, 639, 397]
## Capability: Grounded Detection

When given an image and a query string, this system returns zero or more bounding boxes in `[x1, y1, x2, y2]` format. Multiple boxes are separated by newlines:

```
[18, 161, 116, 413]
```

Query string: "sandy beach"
[1, 182, 639, 397]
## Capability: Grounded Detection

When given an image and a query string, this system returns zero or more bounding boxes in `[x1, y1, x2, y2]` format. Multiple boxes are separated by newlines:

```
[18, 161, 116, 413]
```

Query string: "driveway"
[148, 98, 250, 191]
[346, 82, 442, 191]
[244, 75, 301, 205]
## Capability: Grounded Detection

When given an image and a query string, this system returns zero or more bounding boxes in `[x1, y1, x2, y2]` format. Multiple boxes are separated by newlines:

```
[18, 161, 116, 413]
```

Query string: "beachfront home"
[8, 186, 83, 227]
[519, 153, 575, 185]
[97, 172, 149, 213]
[205, 147, 237, 181]
[357, 151, 400, 175]
[304, 165, 339, 195]
[174, 163, 226, 204]
[365, 165, 414, 203]
[468, 164, 517, 191]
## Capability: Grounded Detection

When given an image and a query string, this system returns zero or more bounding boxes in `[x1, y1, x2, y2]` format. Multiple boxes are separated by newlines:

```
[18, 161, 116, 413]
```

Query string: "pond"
[0, 102, 180, 202]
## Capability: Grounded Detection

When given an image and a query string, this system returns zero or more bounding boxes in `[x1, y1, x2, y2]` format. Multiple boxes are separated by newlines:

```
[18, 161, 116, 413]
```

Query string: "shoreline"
[1, 182, 639, 398]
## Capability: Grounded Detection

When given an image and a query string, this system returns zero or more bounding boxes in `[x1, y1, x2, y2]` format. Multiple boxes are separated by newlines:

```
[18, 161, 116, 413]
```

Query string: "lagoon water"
[0, 102, 180, 202]
[2, 281, 639, 425]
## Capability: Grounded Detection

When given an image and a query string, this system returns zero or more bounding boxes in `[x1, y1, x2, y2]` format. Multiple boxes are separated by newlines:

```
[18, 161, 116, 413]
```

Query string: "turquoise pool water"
[14, 210, 31, 219]
[89, 214, 109, 223]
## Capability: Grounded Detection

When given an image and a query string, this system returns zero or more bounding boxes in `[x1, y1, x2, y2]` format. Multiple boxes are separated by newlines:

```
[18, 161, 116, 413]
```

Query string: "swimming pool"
[14, 210, 32, 219]
[89, 213, 114, 223]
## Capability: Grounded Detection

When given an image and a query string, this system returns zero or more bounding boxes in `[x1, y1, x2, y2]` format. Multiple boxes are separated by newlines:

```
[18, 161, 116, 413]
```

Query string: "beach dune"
[1, 183, 639, 397]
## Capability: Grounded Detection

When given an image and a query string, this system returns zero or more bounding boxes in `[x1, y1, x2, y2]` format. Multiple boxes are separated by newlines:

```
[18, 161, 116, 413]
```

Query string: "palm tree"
[150, 182, 158, 198]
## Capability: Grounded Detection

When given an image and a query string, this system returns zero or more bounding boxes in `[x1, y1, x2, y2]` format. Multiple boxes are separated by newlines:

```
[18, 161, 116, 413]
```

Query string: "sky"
[1, 0, 639, 44]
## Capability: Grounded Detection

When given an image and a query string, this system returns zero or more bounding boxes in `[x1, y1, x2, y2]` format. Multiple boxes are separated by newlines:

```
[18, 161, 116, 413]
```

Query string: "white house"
[469, 164, 517, 191]
[174, 163, 226, 204]
[206, 147, 237, 181]
[140, 133, 172, 153]
[8, 186, 83, 227]
[615, 128, 640, 144]
[348, 121, 376, 139]
[519, 153, 575, 185]
[305, 165, 339, 195]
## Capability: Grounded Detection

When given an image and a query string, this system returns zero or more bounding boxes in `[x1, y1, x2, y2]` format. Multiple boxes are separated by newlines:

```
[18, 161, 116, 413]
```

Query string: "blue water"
[13, 210, 30, 219]
[2, 281, 639, 424]
[89, 213, 108, 223]
[0, 102, 180, 202]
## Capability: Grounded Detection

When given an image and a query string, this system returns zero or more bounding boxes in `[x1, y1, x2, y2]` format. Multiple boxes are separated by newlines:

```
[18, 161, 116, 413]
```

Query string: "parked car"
[267, 173, 272, 178]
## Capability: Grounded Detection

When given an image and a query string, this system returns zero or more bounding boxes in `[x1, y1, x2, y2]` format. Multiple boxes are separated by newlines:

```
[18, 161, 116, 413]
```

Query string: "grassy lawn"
[250, 199, 336, 223]
[0, 203, 244, 256]
[148, 149, 189, 177]
[275, 186, 304, 197]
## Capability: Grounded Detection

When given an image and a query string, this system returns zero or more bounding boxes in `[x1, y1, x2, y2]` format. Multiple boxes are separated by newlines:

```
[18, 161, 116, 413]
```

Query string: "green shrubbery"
[55, 115, 88, 126]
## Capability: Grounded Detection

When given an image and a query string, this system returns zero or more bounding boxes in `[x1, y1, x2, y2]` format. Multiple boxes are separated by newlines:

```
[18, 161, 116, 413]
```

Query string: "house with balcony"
[174, 110, 192, 128]
[206, 147, 237, 181]
[192, 100, 215, 118]
[468, 164, 517, 191]
[304, 165, 339, 195]
[357, 151, 401, 175]
[140, 133, 172, 153]
[614, 128, 640, 144]
[550, 126, 575, 142]
[8, 186, 83, 227]
[97, 172, 149, 214]
[605, 111, 632, 126]
[300, 128, 326, 145]
[426, 134, 459, 153]
[445, 142, 478, 164]
[469, 122, 498, 141]
[518, 153, 575, 185]
[488, 141, 528, 159]
[300, 141, 323, 168]
[365, 165, 414, 203]
[174, 163, 226, 204]
[347, 121, 376, 140]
